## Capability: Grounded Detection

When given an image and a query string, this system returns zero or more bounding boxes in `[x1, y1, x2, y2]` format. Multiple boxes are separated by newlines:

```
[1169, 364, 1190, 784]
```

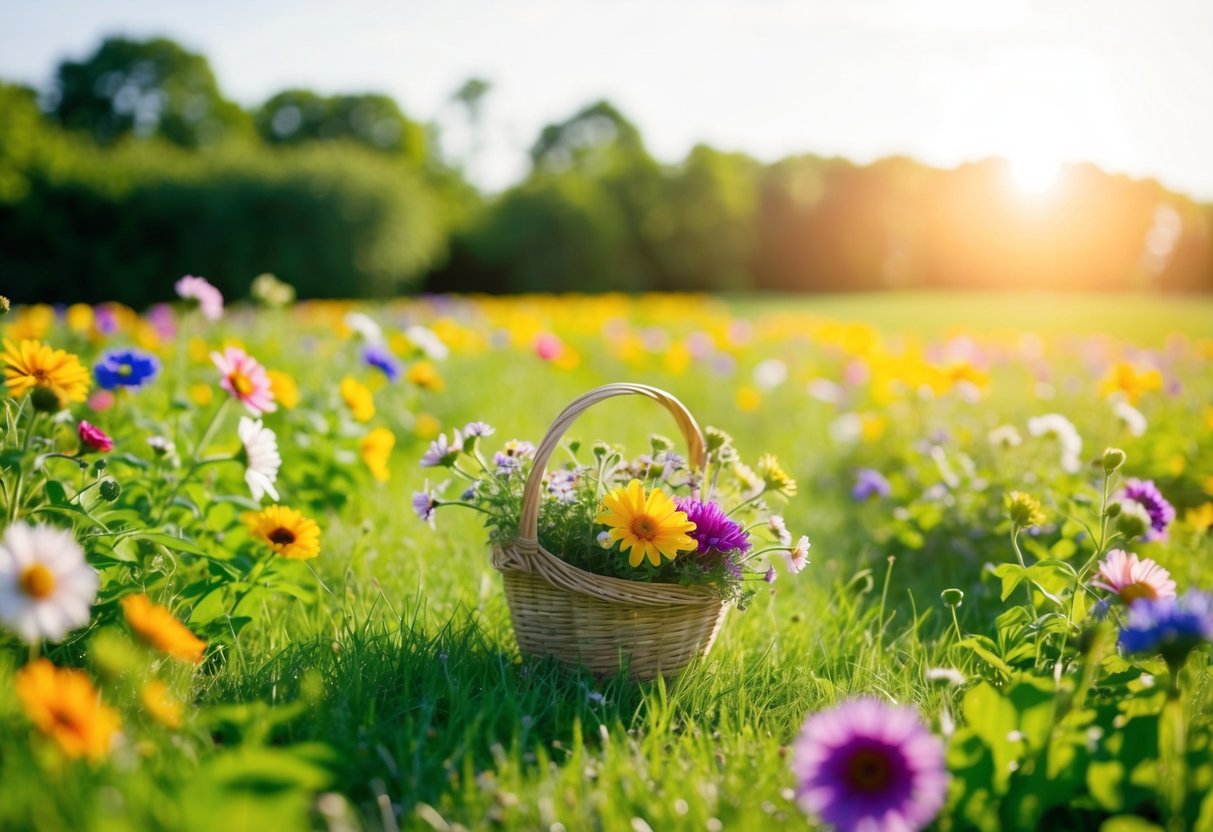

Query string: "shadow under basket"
[489, 383, 728, 681]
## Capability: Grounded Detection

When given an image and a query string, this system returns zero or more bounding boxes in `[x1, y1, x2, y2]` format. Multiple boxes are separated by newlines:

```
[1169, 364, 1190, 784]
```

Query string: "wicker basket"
[490, 383, 727, 681]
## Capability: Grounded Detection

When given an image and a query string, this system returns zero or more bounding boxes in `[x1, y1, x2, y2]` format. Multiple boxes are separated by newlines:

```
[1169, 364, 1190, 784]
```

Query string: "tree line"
[2, 36, 1210, 305]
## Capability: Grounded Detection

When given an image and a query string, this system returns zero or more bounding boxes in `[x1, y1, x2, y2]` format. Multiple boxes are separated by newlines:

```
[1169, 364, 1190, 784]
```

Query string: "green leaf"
[957, 637, 1012, 677]
[133, 532, 209, 557]
[991, 563, 1027, 602]
[1099, 817, 1164, 832]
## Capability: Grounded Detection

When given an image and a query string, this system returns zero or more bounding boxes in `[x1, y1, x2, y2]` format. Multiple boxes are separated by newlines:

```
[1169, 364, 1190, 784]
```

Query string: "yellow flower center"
[229, 372, 254, 397]
[19, 564, 56, 599]
[1120, 582, 1157, 604]
[630, 516, 657, 540]
[845, 748, 893, 793]
[268, 527, 296, 546]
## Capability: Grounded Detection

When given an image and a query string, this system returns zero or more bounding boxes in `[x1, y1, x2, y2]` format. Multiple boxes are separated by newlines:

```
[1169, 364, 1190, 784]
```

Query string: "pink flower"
[77, 420, 113, 453]
[534, 333, 562, 361]
[175, 275, 224, 322]
[211, 347, 276, 415]
[88, 390, 115, 412]
[1092, 548, 1177, 605]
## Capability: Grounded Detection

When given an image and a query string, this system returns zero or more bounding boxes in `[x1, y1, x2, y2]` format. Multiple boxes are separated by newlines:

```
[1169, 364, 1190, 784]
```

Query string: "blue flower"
[1119, 590, 1213, 667]
[94, 350, 160, 390]
[363, 345, 402, 382]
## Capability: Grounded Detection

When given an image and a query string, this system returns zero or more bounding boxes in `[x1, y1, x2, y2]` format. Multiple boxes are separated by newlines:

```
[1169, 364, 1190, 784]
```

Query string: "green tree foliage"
[0, 110, 445, 305]
[50, 36, 249, 148]
[255, 90, 427, 163]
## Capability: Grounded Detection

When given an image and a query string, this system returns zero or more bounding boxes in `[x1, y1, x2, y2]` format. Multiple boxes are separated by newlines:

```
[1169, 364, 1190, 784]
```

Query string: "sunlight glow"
[1006, 152, 1062, 195]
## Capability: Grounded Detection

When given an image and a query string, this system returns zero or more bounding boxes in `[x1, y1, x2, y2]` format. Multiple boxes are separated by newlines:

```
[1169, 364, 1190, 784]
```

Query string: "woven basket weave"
[491, 383, 727, 681]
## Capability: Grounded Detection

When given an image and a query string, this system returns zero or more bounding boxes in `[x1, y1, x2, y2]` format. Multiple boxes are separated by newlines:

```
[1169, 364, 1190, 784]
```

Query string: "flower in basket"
[414, 417, 811, 605]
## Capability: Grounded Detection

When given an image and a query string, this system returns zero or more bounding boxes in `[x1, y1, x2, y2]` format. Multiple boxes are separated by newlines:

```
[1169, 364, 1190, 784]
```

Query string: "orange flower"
[140, 680, 183, 729]
[2, 339, 91, 407]
[407, 361, 445, 392]
[15, 659, 121, 762]
[121, 594, 207, 664]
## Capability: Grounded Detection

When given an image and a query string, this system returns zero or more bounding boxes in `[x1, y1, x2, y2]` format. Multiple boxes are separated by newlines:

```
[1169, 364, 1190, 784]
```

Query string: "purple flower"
[494, 453, 522, 476]
[412, 489, 437, 526]
[852, 469, 891, 502]
[420, 433, 460, 468]
[461, 421, 495, 438]
[764, 566, 777, 583]
[1118, 478, 1175, 541]
[675, 497, 750, 555]
[547, 469, 578, 503]
[792, 698, 948, 832]
[363, 345, 402, 382]
[1119, 590, 1213, 667]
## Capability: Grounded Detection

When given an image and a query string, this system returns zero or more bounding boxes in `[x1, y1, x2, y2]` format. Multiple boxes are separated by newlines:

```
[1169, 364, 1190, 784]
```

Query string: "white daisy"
[404, 325, 450, 360]
[1027, 413, 1083, 474]
[344, 311, 383, 343]
[238, 416, 281, 502]
[784, 535, 811, 574]
[0, 523, 98, 643]
[1112, 399, 1147, 437]
[988, 425, 1023, 448]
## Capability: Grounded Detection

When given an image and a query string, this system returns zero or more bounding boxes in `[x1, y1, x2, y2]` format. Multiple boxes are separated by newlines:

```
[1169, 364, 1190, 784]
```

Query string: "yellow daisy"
[340, 377, 375, 422]
[360, 427, 395, 482]
[407, 360, 445, 392]
[2, 339, 91, 408]
[595, 479, 697, 567]
[246, 505, 322, 560]
[15, 659, 121, 762]
[757, 453, 798, 497]
[267, 369, 300, 410]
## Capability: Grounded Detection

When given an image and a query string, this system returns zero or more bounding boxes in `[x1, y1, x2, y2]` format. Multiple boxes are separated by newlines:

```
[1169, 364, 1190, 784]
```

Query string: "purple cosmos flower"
[852, 469, 892, 502]
[412, 489, 437, 526]
[420, 433, 460, 468]
[792, 698, 948, 832]
[494, 453, 522, 476]
[461, 421, 495, 439]
[1118, 478, 1175, 541]
[675, 497, 750, 555]
[94, 350, 160, 390]
[1119, 590, 1213, 667]
[363, 345, 402, 382]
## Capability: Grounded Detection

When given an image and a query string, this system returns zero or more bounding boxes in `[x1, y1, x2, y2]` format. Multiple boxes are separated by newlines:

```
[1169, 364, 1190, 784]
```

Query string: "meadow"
[1, 288, 1211, 832]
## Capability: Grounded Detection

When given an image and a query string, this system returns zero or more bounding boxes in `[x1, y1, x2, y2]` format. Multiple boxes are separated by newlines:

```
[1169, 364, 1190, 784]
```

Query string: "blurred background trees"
[1, 34, 1210, 305]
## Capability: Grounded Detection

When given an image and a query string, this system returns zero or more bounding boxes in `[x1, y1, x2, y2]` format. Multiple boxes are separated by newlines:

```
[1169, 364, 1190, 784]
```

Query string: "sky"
[2, 0, 1212, 197]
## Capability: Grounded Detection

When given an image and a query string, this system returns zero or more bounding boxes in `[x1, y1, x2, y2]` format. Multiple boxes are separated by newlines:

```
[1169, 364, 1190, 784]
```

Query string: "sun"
[1005, 151, 1062, 195]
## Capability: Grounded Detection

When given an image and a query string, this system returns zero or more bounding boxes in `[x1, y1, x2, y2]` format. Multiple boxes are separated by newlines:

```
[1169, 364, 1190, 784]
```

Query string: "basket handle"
[517, 383, 707, 544]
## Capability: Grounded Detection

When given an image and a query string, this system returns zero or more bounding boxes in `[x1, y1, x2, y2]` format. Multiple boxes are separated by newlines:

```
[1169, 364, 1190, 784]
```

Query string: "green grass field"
[1, 292, 1211, 831]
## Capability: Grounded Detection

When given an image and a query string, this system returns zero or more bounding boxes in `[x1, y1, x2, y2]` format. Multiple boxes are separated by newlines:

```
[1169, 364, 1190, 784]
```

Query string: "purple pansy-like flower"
[852, 469, 892, 502]
[1118, 478, 1175, 542]
[674, 497, 750, 555]
[792, 698, 948, 832]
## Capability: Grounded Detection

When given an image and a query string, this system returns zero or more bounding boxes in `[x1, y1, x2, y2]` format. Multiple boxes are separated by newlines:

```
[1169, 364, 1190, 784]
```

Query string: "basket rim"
[492, 538, 725, 608]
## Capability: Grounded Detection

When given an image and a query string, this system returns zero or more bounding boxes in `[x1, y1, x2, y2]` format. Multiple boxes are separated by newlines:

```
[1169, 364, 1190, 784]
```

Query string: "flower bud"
[99, 480, 121, 502]
[941, 588, 964, 608]
[1102, 447, 1127, 474]
[650, 434, 674, 454]
[1104, 502, 1121, 519]
[0, 295, 10, 315]
[30, 387, 64, 413]
[592, 441, 610, 459]
[1115, 501, 1151, 540]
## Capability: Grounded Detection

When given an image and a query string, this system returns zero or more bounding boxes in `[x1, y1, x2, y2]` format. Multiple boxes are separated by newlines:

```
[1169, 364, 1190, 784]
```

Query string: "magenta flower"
[175, 275, 224, 322]
[77, 420, 113, 453]
[211, 347, 276, 415]
[792, 698, 948, 832]
[674, 497, 750, 555]
[1118, 478, 1175, 541]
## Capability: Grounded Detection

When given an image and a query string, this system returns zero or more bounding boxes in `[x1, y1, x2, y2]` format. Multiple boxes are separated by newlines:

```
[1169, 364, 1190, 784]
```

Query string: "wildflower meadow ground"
[1, 286, 1212, 831]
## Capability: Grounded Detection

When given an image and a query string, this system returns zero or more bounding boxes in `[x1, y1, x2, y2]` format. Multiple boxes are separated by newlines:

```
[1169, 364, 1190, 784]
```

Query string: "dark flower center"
[269, 527, 296, 545]
[631, 516, 656, 540]
[845, 748, 893, 793]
